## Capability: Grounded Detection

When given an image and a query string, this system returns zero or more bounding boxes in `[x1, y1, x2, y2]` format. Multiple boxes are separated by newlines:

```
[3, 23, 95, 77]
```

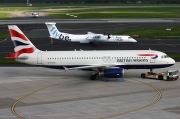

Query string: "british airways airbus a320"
[7, 25, 175, 80]
[45, 22, 137, 45]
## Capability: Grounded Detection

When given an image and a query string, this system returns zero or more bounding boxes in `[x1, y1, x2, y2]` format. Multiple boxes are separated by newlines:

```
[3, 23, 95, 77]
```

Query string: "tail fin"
[6, 25, 38, 60]
[45, 22, 62, 39]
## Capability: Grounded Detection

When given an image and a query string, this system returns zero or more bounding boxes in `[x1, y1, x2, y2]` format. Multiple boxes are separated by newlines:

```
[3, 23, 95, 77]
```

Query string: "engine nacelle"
[99, 68, 124, 78]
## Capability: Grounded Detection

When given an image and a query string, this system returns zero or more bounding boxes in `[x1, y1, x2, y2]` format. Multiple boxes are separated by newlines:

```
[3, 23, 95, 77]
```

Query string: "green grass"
[0, 7, 46, 11]
[113, 26, 180, 38]
[168, 54, 180, 59]
[0, 31, 9, 40]
[0, 4, 180, 19]
[47, 7, 180, 18]
[0, 3, 180, 7]
[0, 13, 11, 20]
[0, 57, 21, 64]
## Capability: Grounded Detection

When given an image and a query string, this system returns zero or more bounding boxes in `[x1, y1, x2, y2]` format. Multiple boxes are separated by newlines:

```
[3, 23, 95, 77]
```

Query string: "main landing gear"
[90, 42, 98, 46]
[150, 68, 154, 73]
[90, 73, 98, 80]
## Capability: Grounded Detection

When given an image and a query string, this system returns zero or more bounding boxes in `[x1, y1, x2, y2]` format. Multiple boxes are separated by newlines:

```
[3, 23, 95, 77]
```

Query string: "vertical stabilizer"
[45, 22, 60, 39]
[7, 25, 39, 60]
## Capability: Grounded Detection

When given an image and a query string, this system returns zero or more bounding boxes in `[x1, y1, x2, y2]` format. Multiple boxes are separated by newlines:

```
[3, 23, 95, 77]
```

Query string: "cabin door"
[37, 53, 42, 64]
[150, 52, 156, 63]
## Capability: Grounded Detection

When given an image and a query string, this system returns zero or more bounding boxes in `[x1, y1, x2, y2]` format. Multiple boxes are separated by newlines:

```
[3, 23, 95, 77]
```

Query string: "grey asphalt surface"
[0, 18, 180, 24]
[0, 64, 179, 119]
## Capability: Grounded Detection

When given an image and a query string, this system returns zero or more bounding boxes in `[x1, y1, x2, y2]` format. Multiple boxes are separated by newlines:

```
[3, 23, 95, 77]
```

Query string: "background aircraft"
[45, 22, 137, 45]
[6, 25, 175, 80]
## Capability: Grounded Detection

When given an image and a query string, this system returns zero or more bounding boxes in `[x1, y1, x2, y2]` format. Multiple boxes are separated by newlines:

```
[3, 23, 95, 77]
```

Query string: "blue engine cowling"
[99, 68, 124, 78]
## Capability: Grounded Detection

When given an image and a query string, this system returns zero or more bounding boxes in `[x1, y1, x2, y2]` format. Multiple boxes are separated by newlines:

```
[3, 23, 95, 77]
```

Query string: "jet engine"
[99, 68, 124, 78]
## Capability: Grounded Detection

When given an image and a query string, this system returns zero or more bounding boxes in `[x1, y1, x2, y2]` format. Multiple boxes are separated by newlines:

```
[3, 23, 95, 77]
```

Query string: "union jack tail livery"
[6, 25, 38, 60]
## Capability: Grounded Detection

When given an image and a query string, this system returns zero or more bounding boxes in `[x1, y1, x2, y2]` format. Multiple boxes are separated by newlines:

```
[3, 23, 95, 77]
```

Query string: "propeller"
[108, 34, 111, 39]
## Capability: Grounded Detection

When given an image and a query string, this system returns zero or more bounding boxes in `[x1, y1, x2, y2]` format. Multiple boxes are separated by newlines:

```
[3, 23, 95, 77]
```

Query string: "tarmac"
[0, 63, 179, 119]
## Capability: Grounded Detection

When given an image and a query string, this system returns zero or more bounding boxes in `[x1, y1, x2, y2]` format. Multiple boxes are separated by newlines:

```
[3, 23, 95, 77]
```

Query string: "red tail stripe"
[138, 54, 157, 56]
[9, 29, 28, 41]
[6, 47, 34, 60]
[6, 52, 17, 60]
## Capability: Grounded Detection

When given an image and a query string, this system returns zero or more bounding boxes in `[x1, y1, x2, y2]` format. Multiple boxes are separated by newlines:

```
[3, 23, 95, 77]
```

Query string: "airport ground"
[0, 63, 179, 119]
[0, 6, 180, 119]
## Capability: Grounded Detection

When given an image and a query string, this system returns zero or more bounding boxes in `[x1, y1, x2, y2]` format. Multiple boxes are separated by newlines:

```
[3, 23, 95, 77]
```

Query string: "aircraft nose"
[169, 58, 175, 64]
[132, 38, 137, 42]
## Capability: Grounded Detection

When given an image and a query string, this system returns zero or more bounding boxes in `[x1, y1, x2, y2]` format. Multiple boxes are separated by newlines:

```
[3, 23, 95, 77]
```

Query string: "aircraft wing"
[87, 32, 95, 34]
[63, 63, 125, 71]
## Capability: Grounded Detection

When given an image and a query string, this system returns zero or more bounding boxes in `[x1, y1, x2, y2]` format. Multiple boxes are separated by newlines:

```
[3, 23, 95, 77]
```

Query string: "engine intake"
[99, 68, 124, 78]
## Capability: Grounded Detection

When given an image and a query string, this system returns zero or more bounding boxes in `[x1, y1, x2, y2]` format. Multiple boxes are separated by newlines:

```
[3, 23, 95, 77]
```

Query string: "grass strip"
[113, 26, 180, 38]
[0, 3, 180, 7]
[168, 54, 180, 59]
[0, 57, 21, 64]
[0, 31, 9, 40]
[47, 7, 180, 18]
[0, 12, 11, 20]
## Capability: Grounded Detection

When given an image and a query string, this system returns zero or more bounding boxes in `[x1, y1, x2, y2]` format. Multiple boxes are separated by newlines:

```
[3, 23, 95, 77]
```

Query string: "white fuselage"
[51, 32, 137, 43]
[18, 50, 175, 70]
[46, 22, 137, 44]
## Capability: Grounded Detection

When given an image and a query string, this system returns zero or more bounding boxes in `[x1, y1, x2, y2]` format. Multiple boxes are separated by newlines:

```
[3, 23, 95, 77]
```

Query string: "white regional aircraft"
[7, 25, 175, 80]
[45, 22, 137, 45]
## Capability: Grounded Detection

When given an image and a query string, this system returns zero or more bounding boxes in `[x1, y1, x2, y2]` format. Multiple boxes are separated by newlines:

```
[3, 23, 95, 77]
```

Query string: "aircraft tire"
[158, 75, 163, 80]
[90, 75, 96, 80]
[141, 73, 146, 78]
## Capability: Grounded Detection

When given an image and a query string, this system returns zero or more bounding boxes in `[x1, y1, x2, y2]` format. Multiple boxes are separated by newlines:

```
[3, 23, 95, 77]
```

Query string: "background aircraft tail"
[45, 22, 61, 39]
[6, 25, 39, 60]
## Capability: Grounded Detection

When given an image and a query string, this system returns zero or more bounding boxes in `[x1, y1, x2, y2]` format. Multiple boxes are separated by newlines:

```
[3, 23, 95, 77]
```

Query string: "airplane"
[45, 22, 137, 45]
[6, 25, 175, 80]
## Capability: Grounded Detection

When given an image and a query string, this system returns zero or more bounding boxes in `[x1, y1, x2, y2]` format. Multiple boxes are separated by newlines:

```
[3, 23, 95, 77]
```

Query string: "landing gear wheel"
[158, 75, 163, 80]
[141, 73, 146, 78]
[90, 42, 93, 45]
[90, 42, 97, 46]
[90, 75, 96, 80]
[150, 68, 153, 73]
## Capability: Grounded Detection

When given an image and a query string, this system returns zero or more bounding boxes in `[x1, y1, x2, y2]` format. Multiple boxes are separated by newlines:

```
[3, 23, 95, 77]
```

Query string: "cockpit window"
[161, 55, 169, 58]
[93, 35, 101, 38]
[164, 55, 169, 58]
[128, 37, 132, 39]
